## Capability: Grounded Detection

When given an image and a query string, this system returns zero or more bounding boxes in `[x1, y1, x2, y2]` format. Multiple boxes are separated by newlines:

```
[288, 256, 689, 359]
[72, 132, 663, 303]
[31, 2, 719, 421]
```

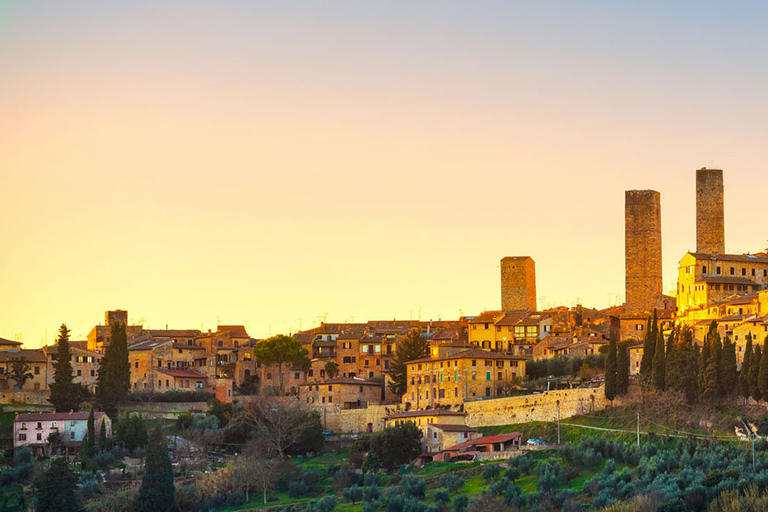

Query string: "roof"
[444, 432, 522, 451]
[385, 409, 466, 420]
[128, 336, 171, 351]
[16, 411, 108, 422]
[699, 276, 759, 286]
[495, 311, 549, 327]
[171, 343, 205, 351]
[0, 350, 46, 363]
[469, 311, 504, 324]
[407, 348, 526, 365]
[217, 325, 250, 338]
[146, 329, 201, 338]
[431, 327, 468, 342]
[0, 337, 22, 347]
[688, 252, 768, 264]
[156, 368, 208, 379]
[429, 424, 480, 433]
[298, 377, 382, 387]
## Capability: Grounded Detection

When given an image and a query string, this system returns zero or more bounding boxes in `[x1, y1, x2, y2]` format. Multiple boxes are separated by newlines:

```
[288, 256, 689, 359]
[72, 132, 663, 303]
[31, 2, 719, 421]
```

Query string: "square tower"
[105, 310, 128, 326]
[696, 168, 725, 254]
[625, 190, 663, 315]
[500, 256, 536, 312]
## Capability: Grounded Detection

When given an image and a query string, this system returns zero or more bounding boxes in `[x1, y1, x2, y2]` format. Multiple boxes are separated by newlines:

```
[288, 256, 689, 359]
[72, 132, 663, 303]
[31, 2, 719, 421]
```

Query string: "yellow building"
[298, 377, 382, 409]
[128, 335, 206, 392]
[403, 348, 526, 408]
[0, 350, 48, 391]
[468, 311, 551, 356]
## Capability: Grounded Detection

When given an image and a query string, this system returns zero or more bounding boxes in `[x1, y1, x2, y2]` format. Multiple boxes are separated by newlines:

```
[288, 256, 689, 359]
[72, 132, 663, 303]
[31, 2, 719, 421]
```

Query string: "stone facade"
[298, 378, 383, 409]
[501, 256, 537, 312]
[625, 190, 663, 315]
[696, 168, 725, 255]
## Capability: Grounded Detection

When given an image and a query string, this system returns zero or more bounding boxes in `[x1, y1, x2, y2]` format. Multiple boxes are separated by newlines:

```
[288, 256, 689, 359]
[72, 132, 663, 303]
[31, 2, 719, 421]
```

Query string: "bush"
[94, 450, 116, 469]
[434, 489, 450, 508]
[343, 486, 364, 504]
[289, 480, 309, 498]
[176, 413, 193, 430]
[127, 390, 214, 402]
[363, 499, 386, 512]
[441, 473, 465, 493]
[453, 495, 469, 512]
[482, 464, 503, 481]
[14, 446, 31, 466]
[400, 475, 426, 499]
[316, 496, 338, 512]
[192, 414, 219, 431]
[363, 486, 381, 502]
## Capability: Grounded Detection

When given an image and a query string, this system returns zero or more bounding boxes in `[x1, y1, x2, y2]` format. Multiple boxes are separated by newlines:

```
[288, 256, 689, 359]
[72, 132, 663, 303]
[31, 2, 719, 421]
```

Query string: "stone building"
[696, 168, 725, 255]
[403, 348, 526, 408]
[500, 256, 537, 312]
[298, 377, 382, 409]
[0, 350, 48, 391]
[625, 190, 663, 315]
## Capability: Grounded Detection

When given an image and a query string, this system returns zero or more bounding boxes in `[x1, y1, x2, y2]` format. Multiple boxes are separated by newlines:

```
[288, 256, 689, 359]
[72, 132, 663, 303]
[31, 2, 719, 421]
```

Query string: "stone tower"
[106, 309, 128, 326]
[501, 256, 536, 311]
[625, 190, 662, 314]
[696, 168, 725, 254]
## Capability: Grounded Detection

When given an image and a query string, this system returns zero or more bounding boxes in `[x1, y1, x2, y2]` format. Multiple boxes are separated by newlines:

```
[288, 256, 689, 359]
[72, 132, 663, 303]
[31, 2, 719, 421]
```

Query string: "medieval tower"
[625, 190, 663, 314]
[500, 256, 536, 311]
[696, 168, 725, 254]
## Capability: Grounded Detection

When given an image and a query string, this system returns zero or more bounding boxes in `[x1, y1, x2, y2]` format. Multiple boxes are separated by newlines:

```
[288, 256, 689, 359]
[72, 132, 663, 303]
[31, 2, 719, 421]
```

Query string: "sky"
[2, 1, 768, 346]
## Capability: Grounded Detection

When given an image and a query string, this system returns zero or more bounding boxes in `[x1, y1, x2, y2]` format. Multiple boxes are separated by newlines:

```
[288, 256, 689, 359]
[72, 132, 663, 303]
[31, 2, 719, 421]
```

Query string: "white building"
[14, 411, 112, 455]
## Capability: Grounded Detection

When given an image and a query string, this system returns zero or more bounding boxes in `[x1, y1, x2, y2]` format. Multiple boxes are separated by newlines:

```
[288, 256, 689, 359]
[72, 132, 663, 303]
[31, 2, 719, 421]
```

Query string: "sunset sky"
[3, 1, 768, 346]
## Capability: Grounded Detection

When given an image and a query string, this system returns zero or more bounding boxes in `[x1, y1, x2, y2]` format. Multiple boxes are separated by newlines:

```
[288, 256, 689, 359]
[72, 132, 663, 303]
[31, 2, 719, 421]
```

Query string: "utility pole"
[556, 400, 561, 445]
[637, 412, 640, 448]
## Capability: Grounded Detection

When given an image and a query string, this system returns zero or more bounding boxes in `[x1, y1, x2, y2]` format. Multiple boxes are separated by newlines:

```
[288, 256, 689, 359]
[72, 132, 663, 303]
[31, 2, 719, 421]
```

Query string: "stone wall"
[0, 391, 51, 406]
[313, 403, 406, 433]
[696, 168, 724, 254]
[625, 190, 662, 314]
[464, 386, 607, 427]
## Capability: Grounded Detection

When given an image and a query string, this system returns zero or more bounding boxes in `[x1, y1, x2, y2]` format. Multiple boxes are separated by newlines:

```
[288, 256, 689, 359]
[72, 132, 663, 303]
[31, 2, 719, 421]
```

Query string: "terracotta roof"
[385, 409, 466, 420]
[128, 337, 170, 351]
[444, 432, 522, 451]
[699, 276, 759, 286]
[0, 350, 46, 363]
[429, 424, 479, 432]
[469, 311, 504, 324]
[0, 337, 22, 346]
[171, 343, 205, 351]
[217, 325, 250, 338]
[156, 368, 208, 379]
[337, 333, 363, 341]
[407, 349, 526, 365]
[298, 377, 382, 387]
[16, 411, 108, 422]
[146, 329, 201, 338]
[689, 252, 768, 264]
[432, 327, 468, 342]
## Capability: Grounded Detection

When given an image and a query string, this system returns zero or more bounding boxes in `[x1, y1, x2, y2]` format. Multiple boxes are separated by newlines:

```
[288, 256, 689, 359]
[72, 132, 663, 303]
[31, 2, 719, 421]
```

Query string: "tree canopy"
[137, 426, 175, 512]
[96, 322, 131, 418]
[388, 328, 429, 397]
[253, 335, 310, 393]
[363, 421, 422, 472]
[49, 323, 89, 412]
[36, 457, 81, 512]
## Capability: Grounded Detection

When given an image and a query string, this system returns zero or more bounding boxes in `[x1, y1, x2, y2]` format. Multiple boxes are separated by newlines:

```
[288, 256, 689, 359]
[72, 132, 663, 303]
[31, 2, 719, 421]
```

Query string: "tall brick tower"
[696, 168, 725, 254]
[501, 256, 536, 311]
[625, 190, 663, 314]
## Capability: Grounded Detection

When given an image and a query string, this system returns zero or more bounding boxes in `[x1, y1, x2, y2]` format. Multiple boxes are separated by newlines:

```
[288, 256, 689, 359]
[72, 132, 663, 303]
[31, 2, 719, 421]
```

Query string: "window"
[730, 267, 735, 275]
[91, 370, 95, 377]
[77, 370, 82, 377]
[34, 366, 40, 375]
[18, 434, 26, 441]
[328, 396, 333, 403]
[328, 385, 333, 391]
[36, 422, 42, 429]
[636, 324, 644, 331]
[486, 372, 491, 381]
[70, 431, 75, 439]
[51, 421, 57, 429]
[36, 433, 42, 441]
[135, 362, 139, 369]
[702, 265, 707, 273]
[20, 422, 26, 430]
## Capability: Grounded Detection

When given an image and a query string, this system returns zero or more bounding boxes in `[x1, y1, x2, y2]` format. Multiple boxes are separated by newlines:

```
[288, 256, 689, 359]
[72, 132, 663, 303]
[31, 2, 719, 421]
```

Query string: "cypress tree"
[49, 324, 89, 412]
[138, 427, 175, 512]
[36, 457, 81, 512]
[86, 408, 96, 459]
[652, 327, 666, 390]
[99, 419, 108, 451]
[668, 327, 699, 404]
[759, 339, 768, 401]
[740, 336, 753, 402]
[751, 344, 762, 402]
[616, 340, 630, 395]
[640, 311, 657, 379]
[605, 336, 617, 402]
[698, 335, 711, 395]
[720, 336, 738, 402]
[96, 322, 131, 419]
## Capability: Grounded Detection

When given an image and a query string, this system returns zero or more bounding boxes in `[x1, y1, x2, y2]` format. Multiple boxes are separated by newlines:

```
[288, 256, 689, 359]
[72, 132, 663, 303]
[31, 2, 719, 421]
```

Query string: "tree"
[740, 336, 753, 402]
[137, 427, 175, 512]
[364, 421, 422, 472]
[604, 336, 617, 402]
[238, 373, 260, 395]
[96, 322, 131, 418]
[751, 344, 762, 402]
[325, 361, 339, 379]
[47, 430, 63, 455]
[652, 327, 666, 391]
[83, 407, 96, 460]
[99, 418, 108, 451]
[49, 323, 90, 412]
[721, 336, 738, 402]
[640, 311, 657, 379]
[116, 413, 148, 455]
[759, 338, 768, 401]
[8, 357, 33, 390]
[36, 457, 81, 512]
[253, 335, 310, 393]
[388, 329, 429, 397]
[698, 333, 710, 396]
[667, 327, 698, 403]
[616, 341, 630, 395]
[243, 395, 319, 458]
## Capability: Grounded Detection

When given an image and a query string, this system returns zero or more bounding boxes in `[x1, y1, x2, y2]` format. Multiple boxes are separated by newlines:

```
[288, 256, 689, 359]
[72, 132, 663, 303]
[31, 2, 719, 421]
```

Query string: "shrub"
[289, 480, 309, 498]
[441, 473, 465, 493]
[363, 486, 381, 502]
[402, 497, 431, 512]
[363, 499, 385, 512]
[176, 413, 193, 430]
[482, 464, 503, 481]
[192, 413, 219, 431]
[343, 486, 364, 504]
[316, 496, 338, 512]
[434, 489, 450, 507]
[453, 495, 469, 512]
[127, 390, 214, 402]
[94, 450, 116, 469]
[14, 446, 31, 466]
[401, 475, 426, 499]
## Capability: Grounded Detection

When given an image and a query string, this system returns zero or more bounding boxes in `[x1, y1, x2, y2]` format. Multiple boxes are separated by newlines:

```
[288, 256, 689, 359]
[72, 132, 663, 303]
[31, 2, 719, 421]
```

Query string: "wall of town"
[464, 386, 607, 427]
[0, 391, 51, 406]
